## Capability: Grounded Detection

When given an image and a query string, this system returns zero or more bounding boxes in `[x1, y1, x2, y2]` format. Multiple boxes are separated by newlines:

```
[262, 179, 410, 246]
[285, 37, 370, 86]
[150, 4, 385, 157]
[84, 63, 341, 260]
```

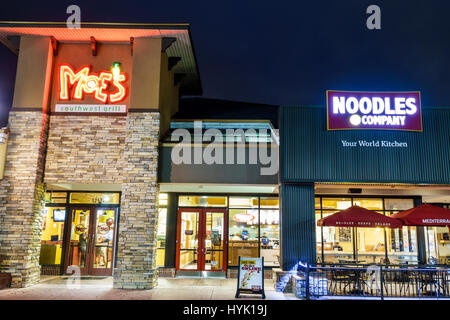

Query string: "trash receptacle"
[0, 273, 12, 290]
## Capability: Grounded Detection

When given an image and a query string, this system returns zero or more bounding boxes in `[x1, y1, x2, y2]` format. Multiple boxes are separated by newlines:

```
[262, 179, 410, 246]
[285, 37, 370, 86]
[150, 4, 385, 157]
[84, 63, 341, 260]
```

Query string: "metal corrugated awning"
[0, 21, 202, 95]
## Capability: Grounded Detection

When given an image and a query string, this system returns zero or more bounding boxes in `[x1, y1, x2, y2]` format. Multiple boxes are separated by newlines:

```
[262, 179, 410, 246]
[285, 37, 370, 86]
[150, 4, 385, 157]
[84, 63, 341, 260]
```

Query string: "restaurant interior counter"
[228, 240, 258, 266]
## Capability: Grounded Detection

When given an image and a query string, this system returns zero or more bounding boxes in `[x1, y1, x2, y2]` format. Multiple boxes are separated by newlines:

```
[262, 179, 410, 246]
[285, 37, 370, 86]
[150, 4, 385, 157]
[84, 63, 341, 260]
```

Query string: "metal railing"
[296, 263, 450, 300]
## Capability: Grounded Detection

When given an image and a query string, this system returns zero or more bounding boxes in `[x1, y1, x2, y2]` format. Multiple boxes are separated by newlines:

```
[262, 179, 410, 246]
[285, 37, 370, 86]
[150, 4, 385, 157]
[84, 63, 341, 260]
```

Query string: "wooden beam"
[50, 36, 58, 56]
[90, 36, 97, 56]
[130, 37, 134, 56]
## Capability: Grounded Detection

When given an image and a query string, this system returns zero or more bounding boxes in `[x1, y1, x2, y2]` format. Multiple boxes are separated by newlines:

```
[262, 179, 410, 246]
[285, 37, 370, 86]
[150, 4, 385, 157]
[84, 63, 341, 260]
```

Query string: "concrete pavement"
[0, 276, 298, 300]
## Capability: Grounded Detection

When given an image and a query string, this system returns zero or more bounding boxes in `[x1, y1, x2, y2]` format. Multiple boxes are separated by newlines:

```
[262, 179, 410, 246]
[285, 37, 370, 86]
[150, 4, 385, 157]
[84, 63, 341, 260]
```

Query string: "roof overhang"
[0, 21, 202, 95]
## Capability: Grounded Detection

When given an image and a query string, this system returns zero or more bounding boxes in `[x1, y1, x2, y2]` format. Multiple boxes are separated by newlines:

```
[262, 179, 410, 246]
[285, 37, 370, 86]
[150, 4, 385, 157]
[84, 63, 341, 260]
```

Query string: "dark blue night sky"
[1, 0, 450, 126]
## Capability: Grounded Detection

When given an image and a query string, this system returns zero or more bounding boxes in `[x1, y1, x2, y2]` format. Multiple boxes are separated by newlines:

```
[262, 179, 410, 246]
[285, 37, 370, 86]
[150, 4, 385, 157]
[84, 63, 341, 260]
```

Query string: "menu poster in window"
[235, 256, 265, 299]
[339, 227, 352, 242]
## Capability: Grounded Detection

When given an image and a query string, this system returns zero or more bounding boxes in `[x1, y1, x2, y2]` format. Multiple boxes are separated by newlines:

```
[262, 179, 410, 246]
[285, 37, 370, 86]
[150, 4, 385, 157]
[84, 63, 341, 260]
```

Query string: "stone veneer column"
[0, 111, 48, 287]
[113, 112, 160, 289]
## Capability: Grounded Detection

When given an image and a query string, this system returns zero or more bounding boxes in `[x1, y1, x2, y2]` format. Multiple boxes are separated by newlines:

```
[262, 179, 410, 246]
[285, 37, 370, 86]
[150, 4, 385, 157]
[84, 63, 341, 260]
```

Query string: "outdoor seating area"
[316, 204, 450, 267]
[297, 204, 450, 299]
[298, 263, 450, 299]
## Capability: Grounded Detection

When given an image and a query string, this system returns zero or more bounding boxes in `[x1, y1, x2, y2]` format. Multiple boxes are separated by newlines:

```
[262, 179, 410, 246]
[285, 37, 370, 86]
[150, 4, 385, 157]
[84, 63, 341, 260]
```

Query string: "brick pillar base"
[0, 111, 48, 288]
[113, 112, 160, 290]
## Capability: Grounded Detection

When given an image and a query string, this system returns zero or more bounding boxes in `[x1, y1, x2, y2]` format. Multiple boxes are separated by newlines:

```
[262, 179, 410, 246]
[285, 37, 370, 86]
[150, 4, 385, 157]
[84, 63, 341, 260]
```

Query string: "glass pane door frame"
[63, 206, 92, 276]
[63, 205, 119, 276]
[175, 208, 228, 273]
[90, 207, 118, 276]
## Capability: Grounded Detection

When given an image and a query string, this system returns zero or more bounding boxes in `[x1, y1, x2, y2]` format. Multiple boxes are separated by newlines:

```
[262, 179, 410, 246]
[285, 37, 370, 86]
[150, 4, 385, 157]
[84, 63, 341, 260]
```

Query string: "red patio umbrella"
[317, 205, 403, 228]
[390, 204, 450, 226]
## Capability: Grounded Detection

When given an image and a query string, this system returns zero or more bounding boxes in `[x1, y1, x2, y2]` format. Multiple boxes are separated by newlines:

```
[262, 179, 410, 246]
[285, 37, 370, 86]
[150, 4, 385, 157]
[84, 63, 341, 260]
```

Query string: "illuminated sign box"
[59, 64, 127, 103]
[326, 91, 422, 131]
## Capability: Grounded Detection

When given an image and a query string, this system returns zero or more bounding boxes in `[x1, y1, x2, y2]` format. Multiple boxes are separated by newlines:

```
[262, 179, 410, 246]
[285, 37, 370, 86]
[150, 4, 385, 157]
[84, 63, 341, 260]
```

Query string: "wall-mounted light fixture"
[111, 62, 122, 81]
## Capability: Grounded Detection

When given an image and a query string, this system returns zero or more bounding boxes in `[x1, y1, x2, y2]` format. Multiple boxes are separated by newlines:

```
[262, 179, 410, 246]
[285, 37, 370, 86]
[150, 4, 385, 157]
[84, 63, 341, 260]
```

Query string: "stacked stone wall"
[113, 112, 160, 289]
[44, 115, 127, 184]
[0, 111, 48, 287]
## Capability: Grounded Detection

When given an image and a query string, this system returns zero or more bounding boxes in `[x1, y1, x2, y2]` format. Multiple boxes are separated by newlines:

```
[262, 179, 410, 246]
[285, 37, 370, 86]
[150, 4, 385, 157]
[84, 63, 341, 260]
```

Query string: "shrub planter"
[0, 273, 12, 289]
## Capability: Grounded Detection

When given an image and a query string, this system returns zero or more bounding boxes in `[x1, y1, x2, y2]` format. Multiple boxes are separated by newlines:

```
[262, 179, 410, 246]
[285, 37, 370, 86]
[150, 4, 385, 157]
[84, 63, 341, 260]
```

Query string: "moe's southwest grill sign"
[326, 91, 422, 131]
[55, 63, 128, 113]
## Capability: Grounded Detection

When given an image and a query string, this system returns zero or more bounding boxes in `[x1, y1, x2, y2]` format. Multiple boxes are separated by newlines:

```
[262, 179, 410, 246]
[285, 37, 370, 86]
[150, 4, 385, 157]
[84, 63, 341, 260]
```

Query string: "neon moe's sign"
[327, 91, 422, 131]
[58, 64, 127, 103]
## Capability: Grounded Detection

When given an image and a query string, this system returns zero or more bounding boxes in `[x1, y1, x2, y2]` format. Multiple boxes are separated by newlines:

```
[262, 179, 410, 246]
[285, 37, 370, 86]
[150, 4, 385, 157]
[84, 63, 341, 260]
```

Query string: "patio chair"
[330, 269, 352, 295]
[392, 270, 411, 296]
[415, 270, 442, 297]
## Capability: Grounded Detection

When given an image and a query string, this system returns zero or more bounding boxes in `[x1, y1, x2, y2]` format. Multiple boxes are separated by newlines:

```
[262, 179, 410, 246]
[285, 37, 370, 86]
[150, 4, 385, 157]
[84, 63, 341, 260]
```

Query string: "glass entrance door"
[204, 210, 226, 271]
[176, 208, 228, 272]
[64, 207, 118, 276]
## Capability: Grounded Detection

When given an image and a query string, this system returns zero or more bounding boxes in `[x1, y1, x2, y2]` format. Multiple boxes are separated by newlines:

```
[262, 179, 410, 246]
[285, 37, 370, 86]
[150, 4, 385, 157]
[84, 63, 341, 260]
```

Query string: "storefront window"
[315, 210, 322, 263]
[156, 208, 167, 267]
[156, 193, 168, 267]
[434, 227, 450, 264]
[316, 196, 419, 265]
[260, 209, 280, 267]
[384, 198, 414, 210]
[69, 192, 120, 204]
[322, 198, 351, 210]
[315, 197, 321, 210]
[45, 191, 67, 204]
[177, 194, 279, 268]
[229, 197, 258, 208]
[322, 210, 355, 264]
[159, 193, 168, 206]
[426, 227, 439, 263]
[386, 222, 418, 264]
[39, 207, 65, 265]
[178, 195, 227, 207]
[356, 226, 387, 264]
[425, 226, 450, 264]
[260, 197, 279, 209]
[353, 198, 383, 210]
[228, 209, 259, 266]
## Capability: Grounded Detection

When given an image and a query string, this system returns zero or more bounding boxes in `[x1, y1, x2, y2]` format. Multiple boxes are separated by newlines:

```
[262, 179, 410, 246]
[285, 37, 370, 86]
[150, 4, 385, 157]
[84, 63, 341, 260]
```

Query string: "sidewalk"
[0, 276, 298, 300]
